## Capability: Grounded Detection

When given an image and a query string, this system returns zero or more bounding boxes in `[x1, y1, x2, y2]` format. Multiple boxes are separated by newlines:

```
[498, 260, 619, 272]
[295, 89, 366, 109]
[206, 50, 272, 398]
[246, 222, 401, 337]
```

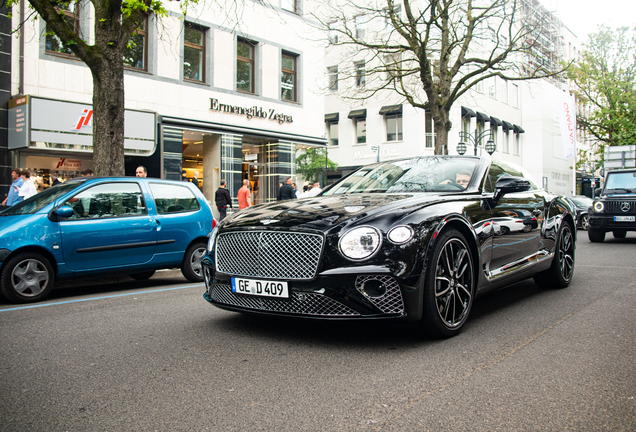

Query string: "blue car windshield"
[0, 181, 84, 216]
[322, 157, 479, 195]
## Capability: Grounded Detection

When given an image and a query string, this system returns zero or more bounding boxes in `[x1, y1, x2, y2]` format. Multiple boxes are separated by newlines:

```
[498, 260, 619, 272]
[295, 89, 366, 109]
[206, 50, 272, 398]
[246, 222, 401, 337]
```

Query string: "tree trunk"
[91, 57, 126, 176]
[433, 111, 451, 156]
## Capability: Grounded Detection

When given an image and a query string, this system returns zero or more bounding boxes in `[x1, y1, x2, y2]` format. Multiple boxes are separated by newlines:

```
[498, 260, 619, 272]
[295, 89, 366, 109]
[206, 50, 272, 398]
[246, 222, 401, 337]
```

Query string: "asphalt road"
[1, 233, 635, 431]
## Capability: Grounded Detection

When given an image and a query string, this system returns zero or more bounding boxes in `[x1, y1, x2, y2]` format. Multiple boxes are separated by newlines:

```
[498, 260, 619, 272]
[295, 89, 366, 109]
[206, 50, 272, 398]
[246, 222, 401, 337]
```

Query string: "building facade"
[8, 0, 326, 217]
[321, 0, 582, 197]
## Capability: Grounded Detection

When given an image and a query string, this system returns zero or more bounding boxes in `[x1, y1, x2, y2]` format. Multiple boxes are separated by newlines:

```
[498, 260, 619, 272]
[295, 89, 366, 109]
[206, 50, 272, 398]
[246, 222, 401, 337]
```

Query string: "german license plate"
[231, 277, 289, 298]
[614, 216, 635, 222]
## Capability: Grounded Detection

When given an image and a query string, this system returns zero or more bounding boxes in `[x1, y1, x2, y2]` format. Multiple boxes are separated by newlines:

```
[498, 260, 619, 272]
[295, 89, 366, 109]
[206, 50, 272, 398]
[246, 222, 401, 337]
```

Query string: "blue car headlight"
[339, 226, 382, 261]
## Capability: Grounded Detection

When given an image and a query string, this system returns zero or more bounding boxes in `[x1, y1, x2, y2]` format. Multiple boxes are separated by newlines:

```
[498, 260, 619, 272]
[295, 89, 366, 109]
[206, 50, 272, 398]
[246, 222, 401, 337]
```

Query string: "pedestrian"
[277, 182, 283, 201]
[18, 170, 37, 200]
[278, 177, 296, 201]
[83, 169, 94, 176]
[2, 168, 24, 207]
[181, 169, 189, 181]
[237, 179, 252, 210]
[305, 181, 322, 197]
[135, 166, 147, 177]
[50, 173, 62, 186]
[215, 179, 233, 220]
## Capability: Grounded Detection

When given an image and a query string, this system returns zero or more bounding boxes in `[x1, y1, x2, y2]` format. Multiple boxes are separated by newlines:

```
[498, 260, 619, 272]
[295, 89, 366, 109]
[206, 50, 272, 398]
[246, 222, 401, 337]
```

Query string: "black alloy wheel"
[421, 229, 475, 338]
[534, 222, 575, 289]
[1, 253, 55, 303]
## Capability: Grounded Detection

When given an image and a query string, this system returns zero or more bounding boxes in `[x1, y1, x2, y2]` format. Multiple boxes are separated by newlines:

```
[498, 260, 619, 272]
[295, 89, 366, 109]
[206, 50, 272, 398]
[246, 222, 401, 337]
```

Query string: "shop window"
[149, 183, 201, 214]
[237, 39, 255, 93]
[45, 2, 80, 57]
[328, 122, 339, 146]
[123, 17, 148, 71]
[184, 23, 206, 82]
[281, 52, 297, 102]
[355, 61, 365, 87]
[327, 66, 338, 91]
[386, 114, 403, 142]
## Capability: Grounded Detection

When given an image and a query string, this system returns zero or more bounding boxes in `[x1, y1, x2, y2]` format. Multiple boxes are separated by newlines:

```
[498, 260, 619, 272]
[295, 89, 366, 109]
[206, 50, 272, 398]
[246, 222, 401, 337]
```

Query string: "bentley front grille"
[215, 231, 323, 280]
[209, 284, 360, 317]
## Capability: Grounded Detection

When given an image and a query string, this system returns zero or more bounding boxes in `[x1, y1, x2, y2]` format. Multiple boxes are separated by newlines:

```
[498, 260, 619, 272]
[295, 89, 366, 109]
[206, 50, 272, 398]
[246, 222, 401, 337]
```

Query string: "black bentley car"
[588, 168, 636, 242]
[202, 156, 576, 337]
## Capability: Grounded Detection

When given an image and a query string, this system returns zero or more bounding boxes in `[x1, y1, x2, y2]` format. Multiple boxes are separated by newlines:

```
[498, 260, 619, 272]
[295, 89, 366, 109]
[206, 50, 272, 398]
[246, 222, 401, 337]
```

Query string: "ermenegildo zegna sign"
[210, 98, 293, 124]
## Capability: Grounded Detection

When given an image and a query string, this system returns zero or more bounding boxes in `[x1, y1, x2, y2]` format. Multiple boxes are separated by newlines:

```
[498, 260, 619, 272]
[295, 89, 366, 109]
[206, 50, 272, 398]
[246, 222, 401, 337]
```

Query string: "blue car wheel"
[1, 253, 55, 303]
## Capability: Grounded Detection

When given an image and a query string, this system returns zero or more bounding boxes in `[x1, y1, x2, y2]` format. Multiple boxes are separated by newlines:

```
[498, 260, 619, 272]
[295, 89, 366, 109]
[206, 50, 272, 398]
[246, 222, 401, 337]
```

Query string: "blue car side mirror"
[48, 205, 73, 222]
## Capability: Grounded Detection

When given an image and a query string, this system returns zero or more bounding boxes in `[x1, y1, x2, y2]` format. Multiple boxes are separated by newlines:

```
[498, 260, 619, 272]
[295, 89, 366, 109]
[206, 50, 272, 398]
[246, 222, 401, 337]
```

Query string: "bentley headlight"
[388, 226, 414, 244]
[339, 226, 382, 260]
[593, 201, 604, 213]
[207, 226, 219, 253]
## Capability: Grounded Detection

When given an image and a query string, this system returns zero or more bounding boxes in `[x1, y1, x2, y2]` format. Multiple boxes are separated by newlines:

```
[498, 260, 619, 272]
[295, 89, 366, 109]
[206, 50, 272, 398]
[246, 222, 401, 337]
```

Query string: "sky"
[548, 0, 636, 41]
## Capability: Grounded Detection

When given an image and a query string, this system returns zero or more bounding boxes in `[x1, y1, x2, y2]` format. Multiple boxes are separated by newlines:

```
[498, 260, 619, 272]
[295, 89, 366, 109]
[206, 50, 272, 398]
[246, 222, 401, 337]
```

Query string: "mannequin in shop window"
[191, 171, 201, 189]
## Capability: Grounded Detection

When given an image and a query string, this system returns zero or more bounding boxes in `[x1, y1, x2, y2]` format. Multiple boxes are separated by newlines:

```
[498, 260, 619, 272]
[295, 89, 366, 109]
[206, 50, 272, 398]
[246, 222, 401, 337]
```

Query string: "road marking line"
[0, 284, 204, 313]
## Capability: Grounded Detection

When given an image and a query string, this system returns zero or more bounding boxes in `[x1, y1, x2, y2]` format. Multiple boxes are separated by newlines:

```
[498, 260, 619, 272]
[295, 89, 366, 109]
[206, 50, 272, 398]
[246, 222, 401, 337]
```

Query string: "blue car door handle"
[155, 220, 162, 231]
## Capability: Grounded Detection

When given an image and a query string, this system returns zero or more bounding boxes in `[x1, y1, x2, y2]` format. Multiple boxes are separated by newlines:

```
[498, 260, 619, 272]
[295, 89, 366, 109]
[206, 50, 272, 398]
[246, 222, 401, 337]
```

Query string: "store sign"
[8, 96, 30, 150]
[210, 98, 293, 124]
[25, 155, 93, 171]
[9, 96, 156, 152]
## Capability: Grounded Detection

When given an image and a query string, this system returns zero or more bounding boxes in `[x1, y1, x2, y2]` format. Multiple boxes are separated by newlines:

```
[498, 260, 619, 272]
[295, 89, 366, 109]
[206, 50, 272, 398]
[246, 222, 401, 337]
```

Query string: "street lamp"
[457, 129, 496, 156]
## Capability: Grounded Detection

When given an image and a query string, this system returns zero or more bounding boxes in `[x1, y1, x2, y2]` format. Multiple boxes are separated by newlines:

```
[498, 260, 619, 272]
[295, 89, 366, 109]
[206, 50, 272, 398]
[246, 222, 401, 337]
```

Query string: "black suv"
[588, 168, 636, 242]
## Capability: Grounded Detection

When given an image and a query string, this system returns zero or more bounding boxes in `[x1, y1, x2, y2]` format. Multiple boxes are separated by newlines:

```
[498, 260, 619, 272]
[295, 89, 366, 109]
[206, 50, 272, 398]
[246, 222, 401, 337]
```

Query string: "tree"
[315, 0, 570, 155]
[568, 25, 636, 158]
[296, 148, 338, 183]
[6, 0, 172, 175]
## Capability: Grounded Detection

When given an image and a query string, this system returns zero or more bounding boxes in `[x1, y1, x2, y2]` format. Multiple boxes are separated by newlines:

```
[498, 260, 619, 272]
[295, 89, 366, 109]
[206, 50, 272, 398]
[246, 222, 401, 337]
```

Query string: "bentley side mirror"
[493, 176, 531, 202]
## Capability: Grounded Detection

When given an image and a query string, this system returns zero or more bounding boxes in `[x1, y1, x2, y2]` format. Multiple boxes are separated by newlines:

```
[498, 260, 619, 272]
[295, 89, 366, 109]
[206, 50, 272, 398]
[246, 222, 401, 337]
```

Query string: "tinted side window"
[149, 183, 200, 214]
[65, 182, 147, 219]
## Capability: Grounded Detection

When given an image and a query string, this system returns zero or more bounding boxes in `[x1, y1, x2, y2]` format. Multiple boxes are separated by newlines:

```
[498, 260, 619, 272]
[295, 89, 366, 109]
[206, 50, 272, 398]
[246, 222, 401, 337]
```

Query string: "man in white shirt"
[306, 181, 322, 197]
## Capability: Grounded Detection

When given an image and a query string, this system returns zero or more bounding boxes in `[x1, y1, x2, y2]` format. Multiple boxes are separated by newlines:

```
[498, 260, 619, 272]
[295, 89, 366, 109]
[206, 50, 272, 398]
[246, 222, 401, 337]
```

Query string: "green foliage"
[296, 148, 338, 183]
[568, 25, 636, 155]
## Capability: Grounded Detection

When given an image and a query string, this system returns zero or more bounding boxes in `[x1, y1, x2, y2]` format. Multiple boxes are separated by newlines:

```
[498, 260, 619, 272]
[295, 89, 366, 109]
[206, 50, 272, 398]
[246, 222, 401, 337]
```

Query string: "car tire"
[128, 271, 156, 281]
[588, 228, 605, 243]
[0, 253, 55, 303]
[181, 242, 206, 282]
[420, 229, 474, 338]
[580, 214, 589, 231]
[534, 222, 575, 289]
[613, 230, 627, 239]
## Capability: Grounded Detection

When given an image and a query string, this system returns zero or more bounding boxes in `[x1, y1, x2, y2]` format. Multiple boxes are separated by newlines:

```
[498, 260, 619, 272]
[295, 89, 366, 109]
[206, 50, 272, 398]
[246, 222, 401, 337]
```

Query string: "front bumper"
[202, 260, 415, 320]
[588, 214, 636, 231]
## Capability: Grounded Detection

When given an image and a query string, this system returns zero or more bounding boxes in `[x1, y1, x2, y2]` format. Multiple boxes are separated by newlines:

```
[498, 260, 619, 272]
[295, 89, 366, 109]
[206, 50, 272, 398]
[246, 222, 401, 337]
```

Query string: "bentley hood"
[219, 193, 445, 232]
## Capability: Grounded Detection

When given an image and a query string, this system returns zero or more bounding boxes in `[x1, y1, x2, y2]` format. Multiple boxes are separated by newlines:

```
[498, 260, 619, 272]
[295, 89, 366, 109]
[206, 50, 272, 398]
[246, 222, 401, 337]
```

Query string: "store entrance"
[242, 138, 276, 205]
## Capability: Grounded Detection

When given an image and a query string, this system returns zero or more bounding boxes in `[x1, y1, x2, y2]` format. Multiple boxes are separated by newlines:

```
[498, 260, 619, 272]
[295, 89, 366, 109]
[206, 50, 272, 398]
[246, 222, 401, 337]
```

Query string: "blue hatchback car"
[0, 177, 215, 303]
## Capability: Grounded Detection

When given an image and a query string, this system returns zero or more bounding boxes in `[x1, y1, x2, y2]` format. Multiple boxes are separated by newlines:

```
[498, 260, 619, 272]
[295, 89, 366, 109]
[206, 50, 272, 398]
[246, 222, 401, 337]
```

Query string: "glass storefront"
[162, 125, 312, 216]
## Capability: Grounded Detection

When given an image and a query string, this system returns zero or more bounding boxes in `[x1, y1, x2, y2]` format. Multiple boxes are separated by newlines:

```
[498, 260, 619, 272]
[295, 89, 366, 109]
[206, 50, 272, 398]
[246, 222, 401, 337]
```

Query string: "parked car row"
[0, 177, 216, 303]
